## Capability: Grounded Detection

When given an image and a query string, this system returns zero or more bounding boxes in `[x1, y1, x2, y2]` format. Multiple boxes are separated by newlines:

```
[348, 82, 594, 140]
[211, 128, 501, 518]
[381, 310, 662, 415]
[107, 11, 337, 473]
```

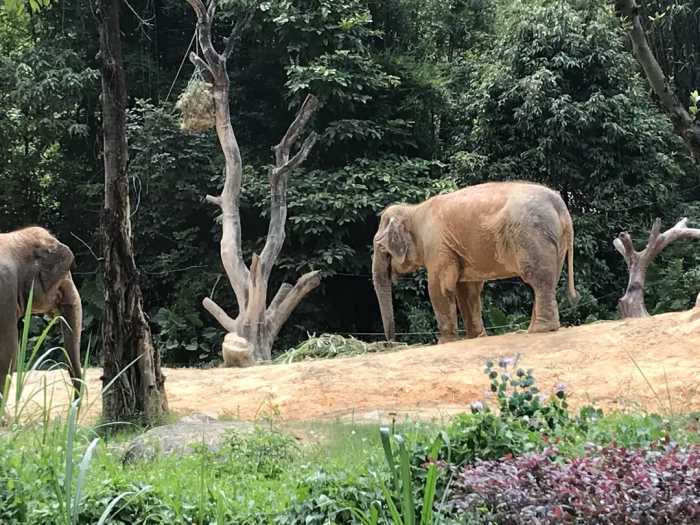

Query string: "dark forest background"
[2, 0, 699, 364]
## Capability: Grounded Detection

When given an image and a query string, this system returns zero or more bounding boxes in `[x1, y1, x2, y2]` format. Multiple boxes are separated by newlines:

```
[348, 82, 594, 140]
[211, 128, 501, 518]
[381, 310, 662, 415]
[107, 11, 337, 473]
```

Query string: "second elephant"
[0, 227, 83, 399]
[371, 181, 578, 343]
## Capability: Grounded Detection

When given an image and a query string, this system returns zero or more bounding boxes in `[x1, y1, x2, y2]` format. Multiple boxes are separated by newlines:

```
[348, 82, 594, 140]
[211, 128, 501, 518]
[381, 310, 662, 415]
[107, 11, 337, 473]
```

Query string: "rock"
[121, 412, 254, 463]
[178, 411, 219, 424]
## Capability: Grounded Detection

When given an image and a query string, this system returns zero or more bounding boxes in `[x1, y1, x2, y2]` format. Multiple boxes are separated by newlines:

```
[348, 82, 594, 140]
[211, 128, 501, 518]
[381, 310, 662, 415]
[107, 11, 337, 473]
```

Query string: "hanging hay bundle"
[175, 75, 216, 133]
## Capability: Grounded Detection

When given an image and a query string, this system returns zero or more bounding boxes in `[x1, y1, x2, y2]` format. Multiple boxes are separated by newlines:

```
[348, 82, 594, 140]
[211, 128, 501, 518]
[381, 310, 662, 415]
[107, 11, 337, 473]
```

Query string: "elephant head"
[372, 206, 420, 342]
[33, 236, 75, 295]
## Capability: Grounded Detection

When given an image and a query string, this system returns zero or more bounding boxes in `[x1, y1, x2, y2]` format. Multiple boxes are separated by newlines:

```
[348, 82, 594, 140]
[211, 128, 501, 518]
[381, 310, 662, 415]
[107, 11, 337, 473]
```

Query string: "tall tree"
[96, 0, 167, 422]
[615, 0, 700, 160]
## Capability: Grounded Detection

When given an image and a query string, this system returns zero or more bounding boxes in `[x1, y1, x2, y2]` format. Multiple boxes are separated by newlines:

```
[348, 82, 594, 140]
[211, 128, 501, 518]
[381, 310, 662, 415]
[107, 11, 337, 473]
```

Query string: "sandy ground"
[7, 308, 700, 425]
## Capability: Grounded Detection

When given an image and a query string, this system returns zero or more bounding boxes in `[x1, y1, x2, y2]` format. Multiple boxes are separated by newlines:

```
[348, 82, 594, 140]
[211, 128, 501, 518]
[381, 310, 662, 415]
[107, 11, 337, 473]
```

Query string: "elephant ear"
[34, 241, 74, 292]
[379, 217, 411, 264]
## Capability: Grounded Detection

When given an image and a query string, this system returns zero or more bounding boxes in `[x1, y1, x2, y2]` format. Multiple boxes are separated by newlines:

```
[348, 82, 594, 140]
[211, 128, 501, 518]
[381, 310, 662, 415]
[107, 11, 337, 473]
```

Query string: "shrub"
[450, 444, 700, 524]
[440, 356, 599, 466]
[275, 469, 383, 524]
[215, 427, 299, 480]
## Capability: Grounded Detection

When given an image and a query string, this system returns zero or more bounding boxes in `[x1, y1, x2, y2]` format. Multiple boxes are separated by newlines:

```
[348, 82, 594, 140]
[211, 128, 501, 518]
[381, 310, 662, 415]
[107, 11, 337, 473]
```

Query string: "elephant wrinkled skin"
[372, 181, 578, 344]
[0, 227, 82, 399]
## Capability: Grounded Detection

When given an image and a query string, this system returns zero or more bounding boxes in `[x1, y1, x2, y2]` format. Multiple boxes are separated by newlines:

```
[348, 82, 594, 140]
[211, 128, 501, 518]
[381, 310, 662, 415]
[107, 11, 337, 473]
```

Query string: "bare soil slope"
[13, 309, 700, 423]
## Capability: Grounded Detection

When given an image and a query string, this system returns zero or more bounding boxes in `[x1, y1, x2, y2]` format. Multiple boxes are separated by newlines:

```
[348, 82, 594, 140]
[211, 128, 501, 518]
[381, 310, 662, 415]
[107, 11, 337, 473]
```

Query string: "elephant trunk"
[372, 246, 395, 342]
[59, 275, 83, 401]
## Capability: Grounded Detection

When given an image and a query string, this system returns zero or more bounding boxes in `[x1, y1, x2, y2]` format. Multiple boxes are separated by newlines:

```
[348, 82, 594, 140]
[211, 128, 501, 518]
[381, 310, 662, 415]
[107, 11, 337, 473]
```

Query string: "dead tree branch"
[185, 0, 321, 363]
[614, 0, 700, 161]
[614, 217, 700, 317]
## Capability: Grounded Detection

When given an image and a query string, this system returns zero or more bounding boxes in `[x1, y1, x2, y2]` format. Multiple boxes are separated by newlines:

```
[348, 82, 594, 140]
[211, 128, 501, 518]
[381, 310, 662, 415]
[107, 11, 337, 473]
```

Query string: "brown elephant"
[0, 227, 82, 399]
[372, 181, 578, 343]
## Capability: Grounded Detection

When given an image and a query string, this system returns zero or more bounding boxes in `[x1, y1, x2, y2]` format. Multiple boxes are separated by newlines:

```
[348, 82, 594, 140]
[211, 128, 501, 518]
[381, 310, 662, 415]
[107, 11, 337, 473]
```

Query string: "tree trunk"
[615, 0, 700, 161]
[98, 0, 167, 423]
[614, 218, 700, 318]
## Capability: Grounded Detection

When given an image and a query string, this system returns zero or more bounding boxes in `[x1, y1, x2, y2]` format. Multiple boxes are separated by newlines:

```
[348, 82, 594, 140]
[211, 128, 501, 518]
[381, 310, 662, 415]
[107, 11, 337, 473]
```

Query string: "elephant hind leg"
[520, 261, 560, 333]
[456, 281, 486, 338]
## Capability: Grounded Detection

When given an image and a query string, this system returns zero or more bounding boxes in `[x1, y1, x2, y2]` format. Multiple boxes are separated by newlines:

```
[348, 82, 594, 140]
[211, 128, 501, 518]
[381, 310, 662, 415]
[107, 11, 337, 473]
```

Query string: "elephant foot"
[527, 320, 560, 333]
[437, 334, 459, 345]
[465, 330, 487, 339]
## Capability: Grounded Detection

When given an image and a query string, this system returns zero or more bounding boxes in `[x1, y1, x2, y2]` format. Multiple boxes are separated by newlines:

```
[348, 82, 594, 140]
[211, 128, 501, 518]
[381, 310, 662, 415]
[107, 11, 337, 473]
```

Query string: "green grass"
[0, 419, 396, 523]
[1, 409, 697, 524]
[3, 316, 699, 523]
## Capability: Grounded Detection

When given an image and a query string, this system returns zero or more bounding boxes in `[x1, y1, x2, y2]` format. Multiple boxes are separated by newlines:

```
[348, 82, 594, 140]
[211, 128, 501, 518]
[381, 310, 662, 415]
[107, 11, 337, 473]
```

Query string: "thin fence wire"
[340, 289, 621, 339]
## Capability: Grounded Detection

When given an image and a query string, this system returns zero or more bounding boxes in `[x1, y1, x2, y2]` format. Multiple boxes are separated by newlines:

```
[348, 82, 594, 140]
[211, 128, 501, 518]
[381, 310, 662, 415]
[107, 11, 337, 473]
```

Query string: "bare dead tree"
[614, 0, 700, 161]
[185, 0, 321, 363]
[613, 218, 700, 318]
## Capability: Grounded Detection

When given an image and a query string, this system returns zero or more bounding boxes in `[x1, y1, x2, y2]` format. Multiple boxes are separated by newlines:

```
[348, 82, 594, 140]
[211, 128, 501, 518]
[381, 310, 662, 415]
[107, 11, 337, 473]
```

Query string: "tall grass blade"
[396, 435, 416, 525]
[379, 477, 404, 525]
[347, 502, 380, 525]
[15, 282, 35, 411]
[379, 426, 397, 489]
[64, 401, 79, 523]
[13, 346, 69, 423]
[96, 487, 150, 525]
[368, 502, 379, 525]
[81, 353, 144, 423]
[211, 487, 227, 525]
[28, 316, 61, 370]
[72, 437, 100, 524]
[419, 435, 442, 525]
[624, 349, 665, 412]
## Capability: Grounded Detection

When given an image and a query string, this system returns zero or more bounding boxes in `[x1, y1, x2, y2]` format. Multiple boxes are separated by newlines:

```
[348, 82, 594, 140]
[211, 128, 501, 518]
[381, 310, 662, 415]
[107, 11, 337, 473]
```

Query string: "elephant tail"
[564, 211, 579, 304]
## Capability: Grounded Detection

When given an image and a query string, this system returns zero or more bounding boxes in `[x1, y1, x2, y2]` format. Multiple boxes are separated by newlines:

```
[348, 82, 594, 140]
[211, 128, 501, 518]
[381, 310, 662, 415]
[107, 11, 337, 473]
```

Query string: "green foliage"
[2, 0, 52, 15]
[215, 427, 299, 480]
[0, 14, 97, 231]
[1, 396, 698, 523]
[4, 0, 700, 358]
[125, 100, 226, 363]
[152, 307, 223, 364]
[275, 469, 383, 524]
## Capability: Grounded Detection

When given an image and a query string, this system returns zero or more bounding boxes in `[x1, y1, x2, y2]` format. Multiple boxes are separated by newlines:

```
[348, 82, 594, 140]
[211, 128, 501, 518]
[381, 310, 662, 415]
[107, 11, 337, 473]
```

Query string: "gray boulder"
[121, 412, 255, 463]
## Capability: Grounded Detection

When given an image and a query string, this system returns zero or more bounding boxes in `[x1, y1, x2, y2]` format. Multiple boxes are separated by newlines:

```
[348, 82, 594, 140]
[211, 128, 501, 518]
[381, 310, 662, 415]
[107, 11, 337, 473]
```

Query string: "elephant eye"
[34, 246, 50, 258]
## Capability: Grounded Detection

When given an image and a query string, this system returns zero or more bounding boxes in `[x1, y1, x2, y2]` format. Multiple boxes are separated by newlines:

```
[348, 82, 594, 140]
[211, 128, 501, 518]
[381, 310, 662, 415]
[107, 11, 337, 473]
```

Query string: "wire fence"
[338, 288, 621, 339]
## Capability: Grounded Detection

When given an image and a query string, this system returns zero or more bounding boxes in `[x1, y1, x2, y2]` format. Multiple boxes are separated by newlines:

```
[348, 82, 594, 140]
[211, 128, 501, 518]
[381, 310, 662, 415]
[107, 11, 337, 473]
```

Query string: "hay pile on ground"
[276, 334, 404, 363]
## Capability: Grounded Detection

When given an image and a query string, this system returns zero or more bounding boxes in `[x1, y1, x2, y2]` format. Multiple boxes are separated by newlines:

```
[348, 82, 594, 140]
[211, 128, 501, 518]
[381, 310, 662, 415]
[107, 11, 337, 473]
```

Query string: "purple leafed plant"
[451, 445, 700, 524]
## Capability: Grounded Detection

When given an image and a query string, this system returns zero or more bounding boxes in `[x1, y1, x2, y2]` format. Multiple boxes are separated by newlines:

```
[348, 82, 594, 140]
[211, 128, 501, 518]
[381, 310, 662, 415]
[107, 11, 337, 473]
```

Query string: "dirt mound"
[10, 309, 700, 424]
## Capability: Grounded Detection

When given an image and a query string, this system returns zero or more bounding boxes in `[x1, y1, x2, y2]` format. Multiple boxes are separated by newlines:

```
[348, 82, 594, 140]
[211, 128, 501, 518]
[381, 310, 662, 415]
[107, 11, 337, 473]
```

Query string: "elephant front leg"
[0, 319, 18, 406]
[428, 266, 459, 344]
[456, 281, 486, 338]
